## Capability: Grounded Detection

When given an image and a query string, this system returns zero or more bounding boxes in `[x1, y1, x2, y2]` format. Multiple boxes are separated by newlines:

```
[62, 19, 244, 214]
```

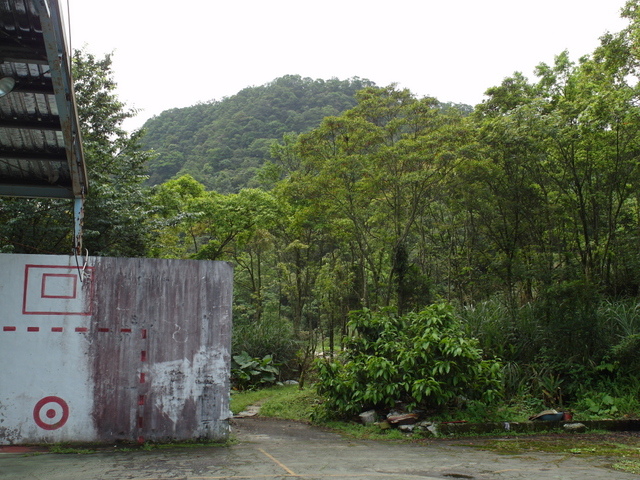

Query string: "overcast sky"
[64, 0, 629, 131]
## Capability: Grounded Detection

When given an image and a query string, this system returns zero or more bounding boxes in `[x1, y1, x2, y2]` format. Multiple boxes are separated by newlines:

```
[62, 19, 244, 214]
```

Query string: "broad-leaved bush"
[315, 303, 503, 418]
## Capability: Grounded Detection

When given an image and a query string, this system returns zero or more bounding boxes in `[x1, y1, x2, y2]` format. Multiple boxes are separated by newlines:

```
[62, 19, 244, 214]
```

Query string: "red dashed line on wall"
[1, 326, 140, 334]
[137, 327, 149, 445]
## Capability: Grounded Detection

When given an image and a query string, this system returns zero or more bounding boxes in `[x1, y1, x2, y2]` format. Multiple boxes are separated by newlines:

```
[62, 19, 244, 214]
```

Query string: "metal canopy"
[0, 0, 87, 201]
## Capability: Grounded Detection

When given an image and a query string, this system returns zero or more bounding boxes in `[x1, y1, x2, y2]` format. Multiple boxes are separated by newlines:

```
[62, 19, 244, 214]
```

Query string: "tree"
[73, 50, 154, 257]
[148, 174, 208, 258]
[282, 85, 467, 312]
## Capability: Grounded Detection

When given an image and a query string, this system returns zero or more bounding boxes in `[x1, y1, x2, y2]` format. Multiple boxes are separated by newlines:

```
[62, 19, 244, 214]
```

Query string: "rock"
[398, 424, 414, 433]
[564, 422, 587, 433]
[235, 405, 261, 418]
[359, 409, 378, 425]
[378, 420, 391, 430]
[415, 420, 433, 428]
[413, 422, 432, 436]
[426, 424, 439, 436]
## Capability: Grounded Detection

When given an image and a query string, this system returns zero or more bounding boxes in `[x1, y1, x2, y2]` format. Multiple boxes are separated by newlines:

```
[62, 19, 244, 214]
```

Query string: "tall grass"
[599, 299, 640, 338]
[457, 293, 640, 409]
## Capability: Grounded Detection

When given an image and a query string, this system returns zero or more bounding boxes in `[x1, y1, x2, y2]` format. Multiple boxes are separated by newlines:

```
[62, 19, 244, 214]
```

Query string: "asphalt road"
[1, 417, 638, 480]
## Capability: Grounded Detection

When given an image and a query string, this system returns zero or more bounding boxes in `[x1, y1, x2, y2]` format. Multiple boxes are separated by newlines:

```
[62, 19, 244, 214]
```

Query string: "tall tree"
[73, 50, 154, 257]
[279, 85, 468, 313]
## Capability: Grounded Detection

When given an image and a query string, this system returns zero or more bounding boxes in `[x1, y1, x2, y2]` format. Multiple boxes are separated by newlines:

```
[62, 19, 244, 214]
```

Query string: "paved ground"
[1, 417, 639, 480]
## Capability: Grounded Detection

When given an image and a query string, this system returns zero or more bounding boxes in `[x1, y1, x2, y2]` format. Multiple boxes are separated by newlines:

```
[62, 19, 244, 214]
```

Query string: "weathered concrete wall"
[0, 254, 232, 444]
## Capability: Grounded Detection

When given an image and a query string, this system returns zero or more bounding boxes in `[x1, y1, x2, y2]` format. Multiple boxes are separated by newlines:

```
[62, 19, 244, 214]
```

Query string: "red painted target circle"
[33, 396, 69, 430]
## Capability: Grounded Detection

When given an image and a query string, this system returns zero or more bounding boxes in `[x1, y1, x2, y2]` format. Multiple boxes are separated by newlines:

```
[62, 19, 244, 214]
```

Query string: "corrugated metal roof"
[0, 0, 87, 200]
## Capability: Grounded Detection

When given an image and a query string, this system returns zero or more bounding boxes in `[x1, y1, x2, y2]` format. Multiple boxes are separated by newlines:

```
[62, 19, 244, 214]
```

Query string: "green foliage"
[73, 50, 154, 257]
[612, 461, 640, 475]
[457, 294, 640, 403]
[583, 393, 619, 417]
[141, 75, 376, 192]
[9, 7, 640, 431]
[231, 351, 280, 390]
[230, 385, 322, 421]
[611, 334, 640, 373]
[572, 379, 640, 419]
[315, 304, 503, 418]
[49, 445, 97, 454]
[232, 316, 298, 369]
[258, 386, 321, 420]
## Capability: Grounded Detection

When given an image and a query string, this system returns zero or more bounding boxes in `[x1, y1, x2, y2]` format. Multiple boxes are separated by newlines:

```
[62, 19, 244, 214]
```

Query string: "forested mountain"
[141, 75, 377, 192]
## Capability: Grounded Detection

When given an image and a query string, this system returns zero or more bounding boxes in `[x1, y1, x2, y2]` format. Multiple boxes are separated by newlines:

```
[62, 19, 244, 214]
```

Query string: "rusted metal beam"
[33, 0, 88, 199]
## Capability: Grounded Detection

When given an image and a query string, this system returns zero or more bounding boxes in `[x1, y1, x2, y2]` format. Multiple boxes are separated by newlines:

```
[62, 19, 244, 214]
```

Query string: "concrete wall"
[0, 254, 232, 444]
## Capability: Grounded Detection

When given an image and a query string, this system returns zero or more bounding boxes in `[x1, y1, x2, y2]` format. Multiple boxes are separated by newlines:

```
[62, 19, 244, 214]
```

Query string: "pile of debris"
[359, 409, 440, 436]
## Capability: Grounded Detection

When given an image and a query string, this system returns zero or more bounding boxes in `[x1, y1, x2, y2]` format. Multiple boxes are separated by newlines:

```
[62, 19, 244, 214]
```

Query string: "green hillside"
[141, 75, 375, 192]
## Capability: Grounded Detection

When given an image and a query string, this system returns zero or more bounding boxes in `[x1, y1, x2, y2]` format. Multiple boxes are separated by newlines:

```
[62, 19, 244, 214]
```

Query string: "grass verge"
[231, 384, 320, 421]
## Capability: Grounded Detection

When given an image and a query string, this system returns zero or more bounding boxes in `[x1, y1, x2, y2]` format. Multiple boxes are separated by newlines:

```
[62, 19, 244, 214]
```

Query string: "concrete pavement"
[0, 417, 638, 480]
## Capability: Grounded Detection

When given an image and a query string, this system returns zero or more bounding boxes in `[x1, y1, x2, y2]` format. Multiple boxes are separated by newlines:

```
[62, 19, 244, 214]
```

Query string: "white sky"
[64, 0, 629, 131]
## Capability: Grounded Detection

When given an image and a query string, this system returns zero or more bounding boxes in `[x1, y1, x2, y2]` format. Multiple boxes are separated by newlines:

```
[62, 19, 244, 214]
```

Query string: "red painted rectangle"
[3, 326, 16, 331]
[139, 372, 146, 383]
[75, 327, 88, 333]
[141, 329, 147, 339]
[120, 328, 132, 333]
[23, 264, 95, 315]
[51, 327, 63, 332]
[27, 327, 39, 332]
[141, 351, 147, 362]
[98, 327, 110, 332]
[138, 395, 145, 406]
[41, 273, 77, 299]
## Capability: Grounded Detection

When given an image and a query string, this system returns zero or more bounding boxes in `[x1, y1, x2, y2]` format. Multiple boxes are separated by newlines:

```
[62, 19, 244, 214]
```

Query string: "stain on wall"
[0, 254, 232, 444]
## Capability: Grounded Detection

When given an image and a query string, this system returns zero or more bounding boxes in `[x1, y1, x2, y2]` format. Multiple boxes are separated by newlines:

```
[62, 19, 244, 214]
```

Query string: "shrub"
[315, 303, 503, 418]
[231, 351, 280, 390]
[232, 315, 298, 371]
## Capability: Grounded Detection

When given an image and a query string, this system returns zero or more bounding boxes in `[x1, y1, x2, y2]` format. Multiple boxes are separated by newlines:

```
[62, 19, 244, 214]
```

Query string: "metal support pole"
[73, 197, 84, 254]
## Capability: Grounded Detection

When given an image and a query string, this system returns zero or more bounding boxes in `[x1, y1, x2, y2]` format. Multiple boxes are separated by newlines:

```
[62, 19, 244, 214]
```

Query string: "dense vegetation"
[315, 305, 503, 417]
[141, 75, 378, 192]
[3, 1, 640, 421]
